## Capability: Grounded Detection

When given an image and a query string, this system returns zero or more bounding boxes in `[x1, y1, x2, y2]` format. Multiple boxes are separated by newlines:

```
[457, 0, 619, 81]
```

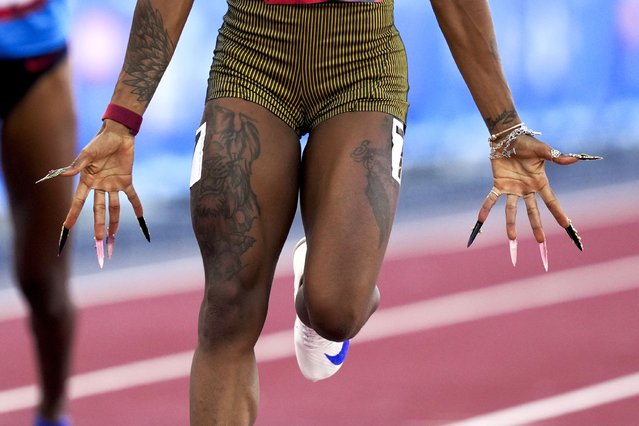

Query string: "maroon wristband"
[102, 103, 143, 135]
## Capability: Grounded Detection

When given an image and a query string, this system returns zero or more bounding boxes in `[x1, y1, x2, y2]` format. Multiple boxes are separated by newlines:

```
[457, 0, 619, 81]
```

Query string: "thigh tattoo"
[350, 121, 403, 247]
[191, 105, 261, 281]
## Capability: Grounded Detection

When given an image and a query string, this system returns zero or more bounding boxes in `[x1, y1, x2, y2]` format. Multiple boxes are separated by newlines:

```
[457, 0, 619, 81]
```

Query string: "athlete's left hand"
[466, 133, 602, 271]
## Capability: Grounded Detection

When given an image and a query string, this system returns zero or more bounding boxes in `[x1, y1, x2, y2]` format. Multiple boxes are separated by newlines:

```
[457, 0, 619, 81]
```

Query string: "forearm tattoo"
[122, 0, 174, 103]
[351, 140, 399, 247]
[191, 106, 261, 281]
[484, 109, 518, 132]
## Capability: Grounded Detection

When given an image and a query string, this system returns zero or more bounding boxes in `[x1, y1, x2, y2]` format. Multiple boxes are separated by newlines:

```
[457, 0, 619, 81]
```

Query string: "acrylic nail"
[35, 166, 71, 184]
[95, 239, 104, 269]
[539, 241, 548, 272]
[467, 221, 483, 248]
[137, 216, 151, 242]
[107, 235, 115, 259]
[565, 220, 583, 251]
[509, 239, 518, 267]
[58, 226, 70, 256]
[565, 153, 603, 161]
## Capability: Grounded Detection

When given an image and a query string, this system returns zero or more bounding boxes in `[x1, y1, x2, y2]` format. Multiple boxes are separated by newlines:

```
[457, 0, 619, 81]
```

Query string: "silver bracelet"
[488, 124, 541, 160]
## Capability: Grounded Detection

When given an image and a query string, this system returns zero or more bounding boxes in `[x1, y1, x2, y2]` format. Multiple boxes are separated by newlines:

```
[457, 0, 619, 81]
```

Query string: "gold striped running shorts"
[206, 0, 409, 136]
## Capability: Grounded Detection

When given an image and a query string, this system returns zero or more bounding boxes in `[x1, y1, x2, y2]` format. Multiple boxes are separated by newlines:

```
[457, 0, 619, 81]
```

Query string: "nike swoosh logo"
[324, 340, 350, 365]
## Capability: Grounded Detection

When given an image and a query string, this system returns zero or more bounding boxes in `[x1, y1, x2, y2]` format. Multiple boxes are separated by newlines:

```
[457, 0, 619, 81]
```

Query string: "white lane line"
[0, 257, 206, 322]
[359, 255, 639, 342]
[1, 255, 638, 416]
[0, 332, 292, 414]
[445, 372, 639, 426]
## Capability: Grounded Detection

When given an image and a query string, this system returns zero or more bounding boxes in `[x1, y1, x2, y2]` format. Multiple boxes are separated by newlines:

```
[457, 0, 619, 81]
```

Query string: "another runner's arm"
[429, 0, 521, 134]
[108, 0, 194, 121]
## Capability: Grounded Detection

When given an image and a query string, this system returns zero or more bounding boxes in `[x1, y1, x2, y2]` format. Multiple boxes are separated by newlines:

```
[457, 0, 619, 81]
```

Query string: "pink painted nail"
[107, 235, 115, 259]
[539, 241, 548, 272]
[95, 239, 104, 269]
[509, 239, 518, 267]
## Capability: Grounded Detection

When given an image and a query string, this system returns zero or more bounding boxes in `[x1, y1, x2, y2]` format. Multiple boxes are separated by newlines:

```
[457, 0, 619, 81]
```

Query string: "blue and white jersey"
[0, 0, 69, 59]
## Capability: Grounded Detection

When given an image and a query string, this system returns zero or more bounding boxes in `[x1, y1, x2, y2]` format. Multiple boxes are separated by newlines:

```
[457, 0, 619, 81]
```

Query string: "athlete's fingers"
[548, 149, 603, 165]
[123, 185, 143, 218]
[505, 194, 518, 241]
[467, 188, 501, 248]
[537, 185, 570, 228]
[107, 191, 120, 259]
[35, 165, 74, 184]
[523, 193, 545, 244]
[538, 185, 583, 251]
[35, 153, 92, 184]
[91, 190, 106, 268]
[63, 182, 90, 230]
[58, 153, 94, 252]
[479, 188, 501, 223]
[123, 185, 150, 242]
[524, 193, 549, 271]
[93, 190, 107, 241]
[504, 194, 518, 267]
[107, 191, 121, 238]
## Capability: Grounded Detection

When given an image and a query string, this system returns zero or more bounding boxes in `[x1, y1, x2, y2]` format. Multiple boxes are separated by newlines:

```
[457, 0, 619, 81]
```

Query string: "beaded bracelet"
[102, 103, 143, 136]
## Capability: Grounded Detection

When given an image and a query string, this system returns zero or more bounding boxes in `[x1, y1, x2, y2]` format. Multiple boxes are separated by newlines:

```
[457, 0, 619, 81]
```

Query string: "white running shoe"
[293, 237, 350, 382]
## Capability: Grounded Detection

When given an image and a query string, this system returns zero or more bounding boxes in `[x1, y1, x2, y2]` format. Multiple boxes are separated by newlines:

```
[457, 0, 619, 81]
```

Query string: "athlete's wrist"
[102, 103, 143, 136]
[102, 118, 135, 136]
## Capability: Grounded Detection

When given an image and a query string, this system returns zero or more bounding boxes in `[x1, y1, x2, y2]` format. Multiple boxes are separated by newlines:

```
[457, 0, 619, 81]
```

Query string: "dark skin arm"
[41, 0, 194, 252]
[430, 0, 599, 256]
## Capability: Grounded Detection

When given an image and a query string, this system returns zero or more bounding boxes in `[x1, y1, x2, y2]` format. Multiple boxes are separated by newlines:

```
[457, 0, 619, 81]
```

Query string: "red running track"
[1, 184, 638, 425]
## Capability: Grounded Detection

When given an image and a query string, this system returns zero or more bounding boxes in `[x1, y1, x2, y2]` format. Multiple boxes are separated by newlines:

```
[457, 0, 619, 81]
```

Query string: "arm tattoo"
[351, 140, 399, 247]
[122, 0, 175, 103]
[484, 109, 518, 132]
[191, 106, 261, 282]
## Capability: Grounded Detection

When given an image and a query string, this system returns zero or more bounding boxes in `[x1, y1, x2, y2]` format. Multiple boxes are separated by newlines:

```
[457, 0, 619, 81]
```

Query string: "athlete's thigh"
[301, 112, 404, 305]
[1, 59, 75, 276]
[190, 97, 301, 291]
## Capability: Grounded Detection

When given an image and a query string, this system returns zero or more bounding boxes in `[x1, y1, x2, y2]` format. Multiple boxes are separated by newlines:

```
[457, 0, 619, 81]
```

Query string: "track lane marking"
[445, 372, 639, 426]
[1, 255, 638, 417]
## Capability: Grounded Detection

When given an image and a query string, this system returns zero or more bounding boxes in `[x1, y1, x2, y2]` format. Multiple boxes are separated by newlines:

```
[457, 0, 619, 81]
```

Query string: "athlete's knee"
[305, 301, 362, 342]
[197, 277, 266, 351]
[306, 286, 380, 342]
[19, 276, 73, 323]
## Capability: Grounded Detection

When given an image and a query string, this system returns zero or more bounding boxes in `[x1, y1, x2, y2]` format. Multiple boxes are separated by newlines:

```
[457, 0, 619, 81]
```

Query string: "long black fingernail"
[58, 225, 70, 256]
[467, 221, 483, 248]
[137, 216, 151, 242]
[565, 221, 583, 251]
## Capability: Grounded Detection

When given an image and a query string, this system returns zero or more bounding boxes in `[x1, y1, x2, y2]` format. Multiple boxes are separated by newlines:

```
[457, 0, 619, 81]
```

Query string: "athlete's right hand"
[36, 120, 149, 268]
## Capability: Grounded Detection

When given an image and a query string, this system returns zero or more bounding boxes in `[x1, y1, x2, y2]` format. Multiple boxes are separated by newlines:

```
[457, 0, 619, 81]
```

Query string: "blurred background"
[1, 0, 638, 281]
[2, 2, 639, 424]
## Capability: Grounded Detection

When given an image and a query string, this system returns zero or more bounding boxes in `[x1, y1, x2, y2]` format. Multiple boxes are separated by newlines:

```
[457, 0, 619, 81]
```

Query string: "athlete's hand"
[466, 132, 602, 271]
[36, 120, 150, 268]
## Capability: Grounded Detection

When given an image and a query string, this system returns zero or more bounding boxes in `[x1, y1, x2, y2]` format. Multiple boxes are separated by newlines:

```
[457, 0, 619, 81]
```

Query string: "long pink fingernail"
[95, 239, 104, 269]
[539, 241, 548, 272]
[509, 239, 518, 267]
[107, 235, 115, 259]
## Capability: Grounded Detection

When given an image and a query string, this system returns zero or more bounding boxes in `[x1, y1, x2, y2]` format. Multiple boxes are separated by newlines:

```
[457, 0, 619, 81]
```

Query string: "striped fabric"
[207, 0, 408, 135]
[265, 1, 381, 4]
